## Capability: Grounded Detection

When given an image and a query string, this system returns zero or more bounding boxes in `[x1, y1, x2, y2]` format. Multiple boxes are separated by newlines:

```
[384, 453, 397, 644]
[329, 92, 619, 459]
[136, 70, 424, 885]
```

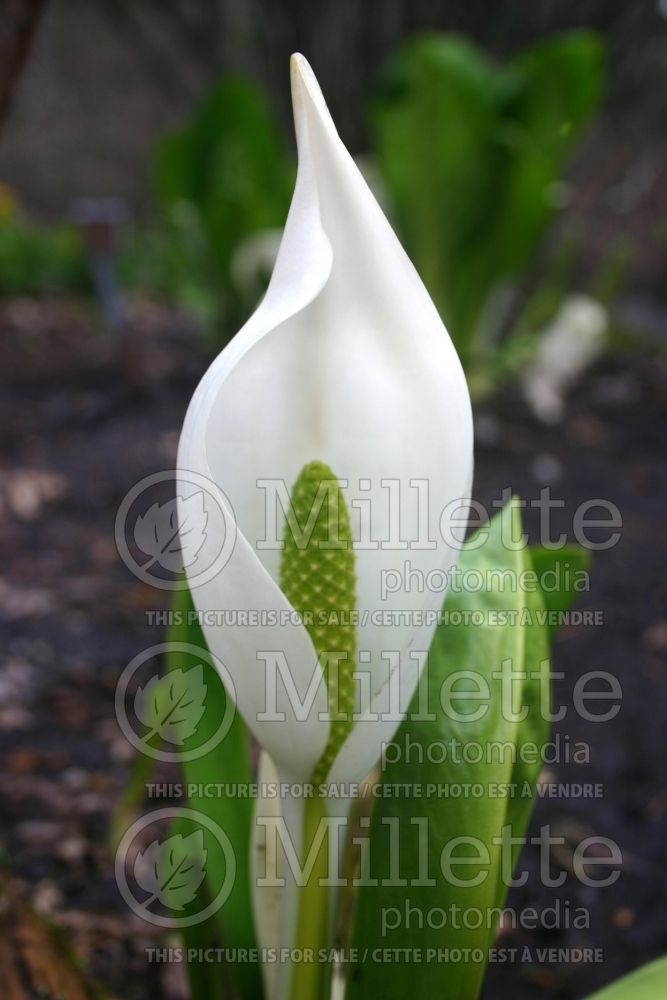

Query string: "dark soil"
[0, 297, 665, 1000]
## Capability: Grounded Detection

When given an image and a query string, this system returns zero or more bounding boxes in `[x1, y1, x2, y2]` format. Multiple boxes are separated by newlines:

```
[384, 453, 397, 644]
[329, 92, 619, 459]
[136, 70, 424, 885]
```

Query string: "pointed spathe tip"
[290, 51, 307, 72]
[289, 52, 330, 125]
[290, 52, 310, 94]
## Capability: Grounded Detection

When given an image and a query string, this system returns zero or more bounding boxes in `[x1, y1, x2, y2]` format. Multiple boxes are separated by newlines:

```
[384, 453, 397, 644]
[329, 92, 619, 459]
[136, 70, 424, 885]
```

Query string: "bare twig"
[0, 0, 48, 130]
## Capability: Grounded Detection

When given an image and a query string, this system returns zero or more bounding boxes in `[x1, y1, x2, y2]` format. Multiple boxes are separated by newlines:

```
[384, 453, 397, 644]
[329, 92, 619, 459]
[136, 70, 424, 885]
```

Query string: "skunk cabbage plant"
[177, 53, 473, 999]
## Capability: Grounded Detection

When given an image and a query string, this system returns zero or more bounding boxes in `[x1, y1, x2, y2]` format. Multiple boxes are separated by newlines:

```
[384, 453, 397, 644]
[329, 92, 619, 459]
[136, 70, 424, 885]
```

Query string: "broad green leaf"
[347, 501, 550, 1000]
[152, 76, 294, 340]
[529, 544, 591, 635]
[166, 585, 263, 1000]
[154, 77, 293, 279]
[585, 956, 667, 999]
[370, 32, 603, 367]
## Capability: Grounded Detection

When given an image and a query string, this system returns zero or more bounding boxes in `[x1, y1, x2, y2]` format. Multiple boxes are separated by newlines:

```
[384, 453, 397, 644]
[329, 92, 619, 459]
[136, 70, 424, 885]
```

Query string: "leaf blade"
[166, 584, 263, 1000]
[135, 665, 207, 744]
[529, 544, 591, 635]
[346, 501, 550, 1000]
[584, 956, 667, 1000]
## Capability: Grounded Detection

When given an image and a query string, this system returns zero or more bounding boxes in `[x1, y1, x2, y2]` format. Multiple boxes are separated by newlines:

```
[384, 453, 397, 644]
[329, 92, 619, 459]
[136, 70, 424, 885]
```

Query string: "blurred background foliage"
[0, 0, 663, 397]
[147, 77, 294, 331]
[371, 31, 603, 378]
[0, 209, 88, 296]
[0, 30, 608, 388]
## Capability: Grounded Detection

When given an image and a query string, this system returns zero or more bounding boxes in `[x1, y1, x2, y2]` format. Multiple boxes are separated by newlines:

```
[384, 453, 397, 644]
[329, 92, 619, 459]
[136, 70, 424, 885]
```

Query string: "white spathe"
[178, 52, 472, 788]
[178, 51, 473, 1000]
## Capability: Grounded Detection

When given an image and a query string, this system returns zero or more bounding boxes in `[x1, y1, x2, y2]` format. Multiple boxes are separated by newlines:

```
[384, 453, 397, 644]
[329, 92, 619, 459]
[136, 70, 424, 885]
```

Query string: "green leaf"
[154, 77, 293, 279]
[135, 665, 207, 744]
[169, 812, 232, 1000]
[529, 544, 591, 635]
[150, 76, 295, 341]
[584, 956, 667, 999]
[135, 831, 207, 911]
[347, 500, 550, 1000]
[166, 585, 263, 1000]
[370, 31, 603, 366]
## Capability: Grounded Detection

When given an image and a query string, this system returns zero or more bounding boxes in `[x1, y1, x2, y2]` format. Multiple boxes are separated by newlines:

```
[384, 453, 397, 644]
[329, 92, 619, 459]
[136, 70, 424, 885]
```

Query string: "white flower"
[178, 53, 473, 998]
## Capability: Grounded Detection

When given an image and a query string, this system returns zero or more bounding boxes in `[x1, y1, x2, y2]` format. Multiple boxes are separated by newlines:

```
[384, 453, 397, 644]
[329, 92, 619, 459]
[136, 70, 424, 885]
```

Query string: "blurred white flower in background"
[522, 294, 608, 424]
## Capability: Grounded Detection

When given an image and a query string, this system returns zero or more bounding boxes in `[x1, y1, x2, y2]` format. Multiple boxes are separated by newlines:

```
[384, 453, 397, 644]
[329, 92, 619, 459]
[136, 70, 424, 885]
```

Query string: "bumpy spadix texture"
[280, 461, 356, 784]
